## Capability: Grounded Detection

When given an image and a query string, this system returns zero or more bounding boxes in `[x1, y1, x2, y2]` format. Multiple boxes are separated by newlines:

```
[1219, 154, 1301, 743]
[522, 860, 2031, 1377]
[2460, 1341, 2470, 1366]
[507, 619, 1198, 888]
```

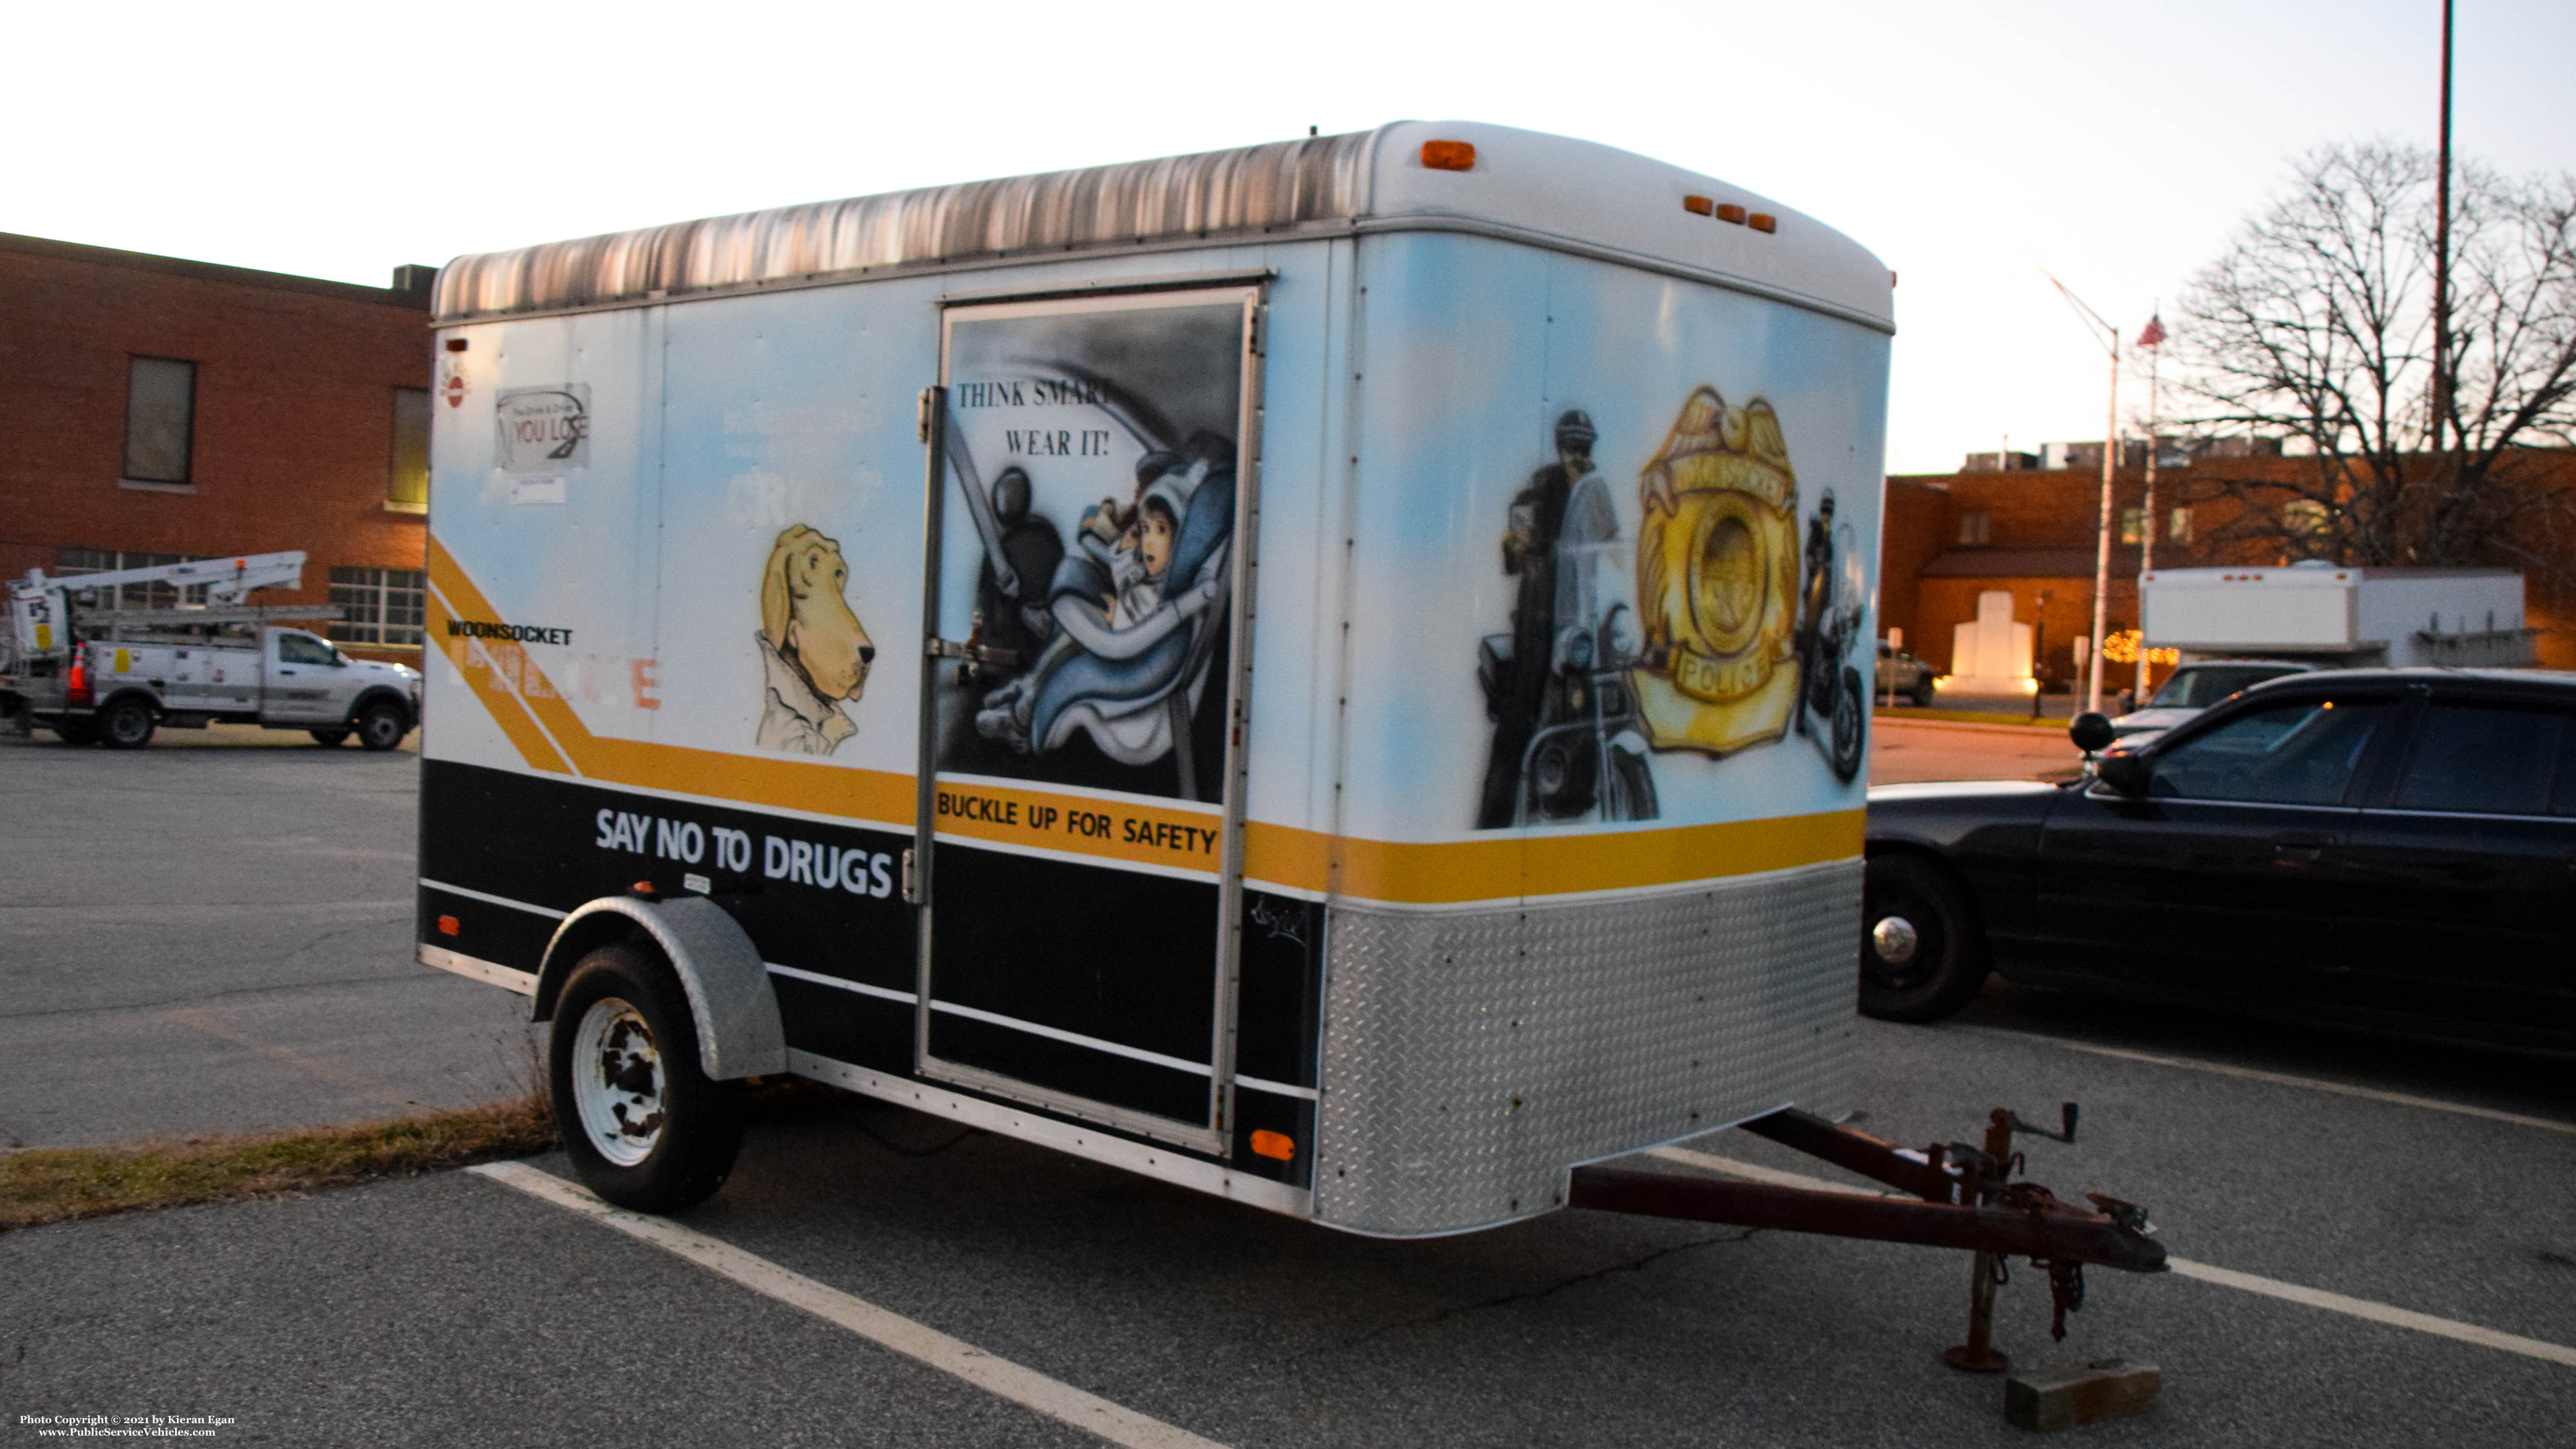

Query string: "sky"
[8, 1, 2570, 476]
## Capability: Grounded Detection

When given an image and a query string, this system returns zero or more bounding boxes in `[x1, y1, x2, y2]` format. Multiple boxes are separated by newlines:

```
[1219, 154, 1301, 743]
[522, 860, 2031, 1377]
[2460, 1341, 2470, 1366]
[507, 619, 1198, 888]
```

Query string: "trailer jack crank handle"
[1568, 1104, 2165, 1373]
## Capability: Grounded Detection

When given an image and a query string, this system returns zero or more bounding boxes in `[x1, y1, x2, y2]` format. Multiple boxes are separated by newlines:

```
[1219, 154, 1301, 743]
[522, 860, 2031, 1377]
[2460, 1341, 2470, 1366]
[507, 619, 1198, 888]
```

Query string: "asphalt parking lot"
[5, 724, 2571, 1446]
[0, 724, 534, 1150]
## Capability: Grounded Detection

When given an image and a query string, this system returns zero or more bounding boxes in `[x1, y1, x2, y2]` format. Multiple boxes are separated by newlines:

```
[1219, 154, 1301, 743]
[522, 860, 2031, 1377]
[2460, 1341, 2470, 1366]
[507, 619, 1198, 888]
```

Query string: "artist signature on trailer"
[1248, 895, 1308, 948]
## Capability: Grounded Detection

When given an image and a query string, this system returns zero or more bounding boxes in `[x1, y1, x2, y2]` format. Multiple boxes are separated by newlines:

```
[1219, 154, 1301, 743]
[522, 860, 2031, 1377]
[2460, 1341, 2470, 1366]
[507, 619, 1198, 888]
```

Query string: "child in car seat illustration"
[974, 446, 1231, 770]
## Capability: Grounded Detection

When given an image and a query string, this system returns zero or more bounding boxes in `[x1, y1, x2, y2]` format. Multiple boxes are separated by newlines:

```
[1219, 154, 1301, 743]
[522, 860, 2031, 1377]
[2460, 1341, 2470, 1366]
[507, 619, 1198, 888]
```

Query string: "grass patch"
[0, 1093, 555, 1233]
[1875, 706, 2070, 728]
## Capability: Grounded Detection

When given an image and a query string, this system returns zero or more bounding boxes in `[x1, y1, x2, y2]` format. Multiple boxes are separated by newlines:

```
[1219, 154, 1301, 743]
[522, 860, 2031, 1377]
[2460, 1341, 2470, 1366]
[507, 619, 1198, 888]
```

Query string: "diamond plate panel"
[1312, 858, 1859, 1236]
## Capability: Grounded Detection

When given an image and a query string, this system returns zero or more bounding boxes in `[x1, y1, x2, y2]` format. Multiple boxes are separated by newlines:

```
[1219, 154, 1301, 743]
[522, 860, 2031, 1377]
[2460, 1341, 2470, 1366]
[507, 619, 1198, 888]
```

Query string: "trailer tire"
[353, 699, 407, 752]
[309, 729, 350, 746]
[549, 943, 746, 1212]
[98, 697, 157, 750]
[1858, 853, 1989, 1023]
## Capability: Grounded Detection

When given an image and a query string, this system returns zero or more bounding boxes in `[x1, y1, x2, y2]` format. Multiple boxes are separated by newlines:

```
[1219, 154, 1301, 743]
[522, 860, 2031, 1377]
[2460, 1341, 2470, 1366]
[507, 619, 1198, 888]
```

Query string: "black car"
[1862, 668, 2576, 1053]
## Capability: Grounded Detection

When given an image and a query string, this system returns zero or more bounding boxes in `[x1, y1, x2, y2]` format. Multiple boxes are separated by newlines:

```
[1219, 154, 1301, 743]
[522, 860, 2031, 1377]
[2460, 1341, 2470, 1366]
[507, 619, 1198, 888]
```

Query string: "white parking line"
[469, 1161, 1229, 1449]
[1955, 1026, 2576, 1136]
[1643, 1146, 2576, 1369]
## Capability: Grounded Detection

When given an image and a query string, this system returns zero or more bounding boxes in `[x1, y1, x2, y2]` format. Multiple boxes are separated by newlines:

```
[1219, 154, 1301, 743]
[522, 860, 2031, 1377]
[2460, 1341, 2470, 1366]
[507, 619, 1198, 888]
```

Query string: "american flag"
[2136, 315, 2167, 348]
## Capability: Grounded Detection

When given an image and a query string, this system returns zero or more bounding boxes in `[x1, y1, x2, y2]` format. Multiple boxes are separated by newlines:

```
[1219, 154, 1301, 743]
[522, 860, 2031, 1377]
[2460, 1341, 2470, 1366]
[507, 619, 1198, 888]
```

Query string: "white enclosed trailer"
[2142, 564, 2533, 668]
[415, 126, 2167, 1332]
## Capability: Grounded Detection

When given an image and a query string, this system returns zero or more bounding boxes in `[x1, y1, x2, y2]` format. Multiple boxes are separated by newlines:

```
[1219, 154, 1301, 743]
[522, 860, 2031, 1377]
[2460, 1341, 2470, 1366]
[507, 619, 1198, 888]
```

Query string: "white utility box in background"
[2141, 564, 2534, 667]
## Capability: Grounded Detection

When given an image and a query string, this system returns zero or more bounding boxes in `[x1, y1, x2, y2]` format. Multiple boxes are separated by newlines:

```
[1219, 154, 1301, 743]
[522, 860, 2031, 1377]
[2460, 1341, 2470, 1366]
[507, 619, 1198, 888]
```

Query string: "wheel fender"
[348, 686, 413, 728]
[532, 896, 785, 1080]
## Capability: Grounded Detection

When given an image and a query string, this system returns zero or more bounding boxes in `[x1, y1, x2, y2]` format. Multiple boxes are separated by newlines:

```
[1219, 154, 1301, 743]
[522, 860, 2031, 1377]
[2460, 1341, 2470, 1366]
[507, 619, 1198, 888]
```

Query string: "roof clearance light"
[1420, 140, 1476, 172]
[1749, 213, 1778, 233]
[1249, 1129, 1296, 1161]
[1715, 203, 1748, 225]
[1683, 195, 1715, 216]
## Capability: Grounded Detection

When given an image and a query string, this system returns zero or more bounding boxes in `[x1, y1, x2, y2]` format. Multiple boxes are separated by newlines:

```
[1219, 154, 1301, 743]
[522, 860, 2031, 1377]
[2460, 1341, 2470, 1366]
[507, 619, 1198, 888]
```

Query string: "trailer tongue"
[1572, 1104, 2165, 1370]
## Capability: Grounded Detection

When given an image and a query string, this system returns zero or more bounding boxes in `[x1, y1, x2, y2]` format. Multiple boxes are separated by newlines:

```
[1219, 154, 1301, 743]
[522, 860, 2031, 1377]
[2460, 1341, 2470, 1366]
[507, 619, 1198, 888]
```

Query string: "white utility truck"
[2142, 562, 2535, 668]
[1, 551, 421, 749]
[414, 123, 2163, 1362]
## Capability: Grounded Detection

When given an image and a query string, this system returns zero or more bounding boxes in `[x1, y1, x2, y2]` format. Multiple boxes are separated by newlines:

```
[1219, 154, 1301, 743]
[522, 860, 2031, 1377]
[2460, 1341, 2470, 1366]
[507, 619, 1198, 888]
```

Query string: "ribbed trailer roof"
[434, 122, 1894, 333]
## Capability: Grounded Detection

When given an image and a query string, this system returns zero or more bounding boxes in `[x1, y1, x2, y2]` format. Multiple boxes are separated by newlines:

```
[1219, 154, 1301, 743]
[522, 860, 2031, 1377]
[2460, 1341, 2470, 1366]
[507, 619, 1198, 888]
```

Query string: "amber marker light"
[1715, 203, 1747, 225]
[437, 915, 461, 936]
[1749, 213, 1778, 233]
[1249, 1129, 1296, 1161]
[444, 338, 468, 352]
[1683, 195, 1715, 216]
[1420, 140, 1476, 171]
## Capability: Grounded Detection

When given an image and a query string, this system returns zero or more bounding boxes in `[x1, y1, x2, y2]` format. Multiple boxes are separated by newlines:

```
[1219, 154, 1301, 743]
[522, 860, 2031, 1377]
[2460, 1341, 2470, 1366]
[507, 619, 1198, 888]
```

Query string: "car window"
[2395, 704, 2564, 816]
[277, 634, 337, 665]
[2150, 697, 2390, 806]
[2150, 665, 2300, 710]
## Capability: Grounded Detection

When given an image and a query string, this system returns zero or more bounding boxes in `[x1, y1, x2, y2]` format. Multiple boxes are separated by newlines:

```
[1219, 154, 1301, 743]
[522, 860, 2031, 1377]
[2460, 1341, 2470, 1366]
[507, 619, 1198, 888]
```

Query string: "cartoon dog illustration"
[756, 525, 873, 755]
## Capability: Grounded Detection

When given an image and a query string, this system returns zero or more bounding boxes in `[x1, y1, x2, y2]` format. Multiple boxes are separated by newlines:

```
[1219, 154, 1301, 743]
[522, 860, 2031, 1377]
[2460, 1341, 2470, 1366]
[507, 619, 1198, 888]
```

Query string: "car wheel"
[1858, 853, 1989, 1023]
[98, 697, 157, 750]
[309, 729, 350, 746]
[353, 700, 407, 751]
[549, 943, 746, 1212]
[1911, 680, 1935, 708]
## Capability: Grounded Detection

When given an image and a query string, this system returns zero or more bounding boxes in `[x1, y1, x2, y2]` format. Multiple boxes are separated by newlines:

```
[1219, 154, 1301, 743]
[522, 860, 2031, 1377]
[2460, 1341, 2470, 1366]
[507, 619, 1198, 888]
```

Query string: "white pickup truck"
[7, 625, 422, 750]
[2, 553, 421, 750]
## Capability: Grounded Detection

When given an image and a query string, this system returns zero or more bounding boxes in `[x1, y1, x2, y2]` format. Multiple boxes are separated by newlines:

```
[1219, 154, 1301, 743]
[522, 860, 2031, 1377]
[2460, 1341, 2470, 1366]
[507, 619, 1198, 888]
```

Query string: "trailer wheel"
[97, 697, 157, 750]
[1858, 853, 1988, 1023]
[549, 943, 747, 1212]
[353, 700, 407, 751]
[309, 729, 350, 746]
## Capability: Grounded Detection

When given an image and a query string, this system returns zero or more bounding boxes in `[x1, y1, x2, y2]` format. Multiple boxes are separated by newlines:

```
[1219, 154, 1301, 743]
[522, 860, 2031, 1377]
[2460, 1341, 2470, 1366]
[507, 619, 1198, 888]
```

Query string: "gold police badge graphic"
[1631, 387, 1804, 754]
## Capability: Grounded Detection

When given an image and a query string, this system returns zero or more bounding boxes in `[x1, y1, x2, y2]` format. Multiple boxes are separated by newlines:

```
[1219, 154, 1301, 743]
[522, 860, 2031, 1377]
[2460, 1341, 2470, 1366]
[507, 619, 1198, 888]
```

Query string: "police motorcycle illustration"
[1478, 410, 1661, 826]
[1790, 491, 1870, 784]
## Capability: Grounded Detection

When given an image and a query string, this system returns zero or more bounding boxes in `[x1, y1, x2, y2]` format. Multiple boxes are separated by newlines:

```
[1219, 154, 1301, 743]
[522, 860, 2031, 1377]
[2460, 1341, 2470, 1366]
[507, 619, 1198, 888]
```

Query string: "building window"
[2119, 508, 2145, 544]
[123, 357, 197, 486]
[329, 566, 426, 647]
[1957, 512, 1991, 545]
[54, 547, 207, 608]
[2169, 507, 2192, 543]
[388, 387, 430, 513]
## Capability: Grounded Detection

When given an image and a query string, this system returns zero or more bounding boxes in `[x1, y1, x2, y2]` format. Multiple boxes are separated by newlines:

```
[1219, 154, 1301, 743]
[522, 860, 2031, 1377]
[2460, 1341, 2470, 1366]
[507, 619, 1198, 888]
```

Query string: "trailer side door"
[911, 284, 1264, 1154]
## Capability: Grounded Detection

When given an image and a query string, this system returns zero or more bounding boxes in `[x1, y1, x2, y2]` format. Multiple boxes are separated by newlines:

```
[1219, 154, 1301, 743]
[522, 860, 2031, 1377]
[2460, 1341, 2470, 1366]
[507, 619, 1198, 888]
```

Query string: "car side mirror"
[2095, 749, 2152, 796]
[2068, 712, 2117, 753]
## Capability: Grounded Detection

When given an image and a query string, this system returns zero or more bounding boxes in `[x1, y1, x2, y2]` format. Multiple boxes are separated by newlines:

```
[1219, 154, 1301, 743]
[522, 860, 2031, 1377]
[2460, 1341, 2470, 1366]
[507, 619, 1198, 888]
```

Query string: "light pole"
[2041, 269, 2121, 713]
[2136, 312, 2166, 702]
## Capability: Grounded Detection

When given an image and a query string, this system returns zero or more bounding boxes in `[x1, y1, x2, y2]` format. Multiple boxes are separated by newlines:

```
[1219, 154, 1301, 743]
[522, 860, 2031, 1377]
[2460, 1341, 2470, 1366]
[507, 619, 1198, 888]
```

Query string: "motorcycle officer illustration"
[1789, 489, 1868, 783]
[1477, 409, 1659, 827]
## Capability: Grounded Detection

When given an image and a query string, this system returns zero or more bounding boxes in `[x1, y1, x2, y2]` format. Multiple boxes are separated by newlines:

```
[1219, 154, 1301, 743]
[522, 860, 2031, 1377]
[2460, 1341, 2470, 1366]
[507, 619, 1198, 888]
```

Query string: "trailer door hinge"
[1247, 305, 1267, 358]
[917, 389, 934, 444]
[902, 848, 921, 905]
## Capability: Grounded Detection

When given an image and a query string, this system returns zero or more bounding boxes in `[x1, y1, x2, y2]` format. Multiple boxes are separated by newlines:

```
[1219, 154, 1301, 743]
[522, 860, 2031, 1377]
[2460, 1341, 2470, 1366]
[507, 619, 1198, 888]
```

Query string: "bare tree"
[2173, 142, 2576, 574]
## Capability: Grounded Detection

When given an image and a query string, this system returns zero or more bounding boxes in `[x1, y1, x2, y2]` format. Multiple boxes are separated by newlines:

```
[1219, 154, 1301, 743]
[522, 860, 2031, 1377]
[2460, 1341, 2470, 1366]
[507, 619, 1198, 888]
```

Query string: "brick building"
[0, 232, 436, 659]
[1880, 449, 2576, 691]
